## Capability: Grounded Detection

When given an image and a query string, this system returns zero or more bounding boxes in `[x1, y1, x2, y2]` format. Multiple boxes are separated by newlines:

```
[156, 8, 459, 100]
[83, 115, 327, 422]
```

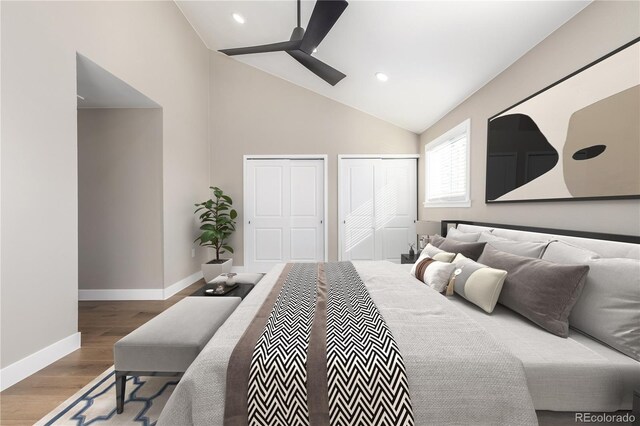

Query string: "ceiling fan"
[219, 0, 348, 86]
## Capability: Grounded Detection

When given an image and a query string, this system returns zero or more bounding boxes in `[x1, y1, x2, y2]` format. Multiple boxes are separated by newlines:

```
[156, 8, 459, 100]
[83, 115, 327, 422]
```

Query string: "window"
[424, 119, 471, 207]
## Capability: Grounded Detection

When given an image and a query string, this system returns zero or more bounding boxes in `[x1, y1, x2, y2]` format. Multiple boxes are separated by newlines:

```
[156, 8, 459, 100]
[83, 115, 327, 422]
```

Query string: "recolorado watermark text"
[575, 412, 635, 423]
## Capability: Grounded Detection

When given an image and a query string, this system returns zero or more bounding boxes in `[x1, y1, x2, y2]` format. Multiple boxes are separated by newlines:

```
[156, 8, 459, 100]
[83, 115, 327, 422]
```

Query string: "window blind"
[425, 133, 468, 204]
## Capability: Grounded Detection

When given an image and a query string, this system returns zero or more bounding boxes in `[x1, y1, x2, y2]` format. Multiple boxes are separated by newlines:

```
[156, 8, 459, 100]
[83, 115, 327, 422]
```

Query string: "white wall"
[1, 1, 209, 372]
[418, 0, 640, 236]
[209, 53, 419, 265]
[78, 108, 163, 291]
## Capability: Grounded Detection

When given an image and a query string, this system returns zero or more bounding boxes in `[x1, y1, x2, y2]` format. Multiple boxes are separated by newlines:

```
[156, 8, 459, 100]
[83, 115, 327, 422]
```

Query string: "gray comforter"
[158, 262, 537, 425]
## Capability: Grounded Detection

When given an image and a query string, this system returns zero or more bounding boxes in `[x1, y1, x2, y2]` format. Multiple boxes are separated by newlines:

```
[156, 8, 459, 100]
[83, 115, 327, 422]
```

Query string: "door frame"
[243, 155, 329, 269]
[337, 154, 420, 261]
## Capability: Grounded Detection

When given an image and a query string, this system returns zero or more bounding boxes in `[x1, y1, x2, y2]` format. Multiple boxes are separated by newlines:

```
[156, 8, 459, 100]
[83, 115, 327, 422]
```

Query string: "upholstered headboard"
[441, 220, 640, 260]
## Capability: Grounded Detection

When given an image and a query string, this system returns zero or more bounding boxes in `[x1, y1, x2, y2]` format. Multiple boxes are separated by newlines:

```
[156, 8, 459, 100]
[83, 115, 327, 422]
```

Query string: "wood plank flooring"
[0, 280, 204, 425]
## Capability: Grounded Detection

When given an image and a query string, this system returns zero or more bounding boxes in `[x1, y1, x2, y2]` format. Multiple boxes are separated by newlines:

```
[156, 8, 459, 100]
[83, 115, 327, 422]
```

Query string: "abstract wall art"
[486, 38, 640, 203]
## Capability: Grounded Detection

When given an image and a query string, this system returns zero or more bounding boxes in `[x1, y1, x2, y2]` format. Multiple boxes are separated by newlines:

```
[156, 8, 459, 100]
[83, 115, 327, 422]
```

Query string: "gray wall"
[1, 1, 209, 369]
[78, 108, 163, 290]
[418, 0, 640, 235]
[209, 53, 419, 266]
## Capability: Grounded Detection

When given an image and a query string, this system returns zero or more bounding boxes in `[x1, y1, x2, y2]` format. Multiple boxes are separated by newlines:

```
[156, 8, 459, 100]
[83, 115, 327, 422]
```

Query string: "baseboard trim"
[78, 270, 204, 301]
[0, 332, 81, 391]
[78, 288, 164, 301]
[163, 270, 203, 299]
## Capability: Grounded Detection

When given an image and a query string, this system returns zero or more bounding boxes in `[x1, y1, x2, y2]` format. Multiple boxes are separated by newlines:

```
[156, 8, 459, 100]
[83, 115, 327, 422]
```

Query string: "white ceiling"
[177, 1, 589, 133]
[76, 54, 160, 109]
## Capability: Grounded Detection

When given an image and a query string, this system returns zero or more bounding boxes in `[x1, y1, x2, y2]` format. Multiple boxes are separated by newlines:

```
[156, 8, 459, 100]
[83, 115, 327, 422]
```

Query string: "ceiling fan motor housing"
[290, 26, 305, 42]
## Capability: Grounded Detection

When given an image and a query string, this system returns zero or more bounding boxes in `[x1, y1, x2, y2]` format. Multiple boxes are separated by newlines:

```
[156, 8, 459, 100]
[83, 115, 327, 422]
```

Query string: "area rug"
[36, 367, 178, 425]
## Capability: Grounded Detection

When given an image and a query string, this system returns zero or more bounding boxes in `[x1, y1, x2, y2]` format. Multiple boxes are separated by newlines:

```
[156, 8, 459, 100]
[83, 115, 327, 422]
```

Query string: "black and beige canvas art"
[486, 39, 640, 203]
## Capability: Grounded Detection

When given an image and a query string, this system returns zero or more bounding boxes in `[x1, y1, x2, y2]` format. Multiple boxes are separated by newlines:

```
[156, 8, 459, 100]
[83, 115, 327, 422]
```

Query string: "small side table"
[191, 283, 255, 299]
[191, 272, 264, 299]
[401, 253, 420, 264]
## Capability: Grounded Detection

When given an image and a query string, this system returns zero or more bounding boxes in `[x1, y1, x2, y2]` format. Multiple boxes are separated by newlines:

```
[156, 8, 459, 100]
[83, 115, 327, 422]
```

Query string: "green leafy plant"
[194, 187, 237, 261]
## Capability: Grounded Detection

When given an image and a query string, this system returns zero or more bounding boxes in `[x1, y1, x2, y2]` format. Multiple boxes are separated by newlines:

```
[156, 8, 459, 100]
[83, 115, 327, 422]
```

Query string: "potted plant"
[194, 186, 238, 282]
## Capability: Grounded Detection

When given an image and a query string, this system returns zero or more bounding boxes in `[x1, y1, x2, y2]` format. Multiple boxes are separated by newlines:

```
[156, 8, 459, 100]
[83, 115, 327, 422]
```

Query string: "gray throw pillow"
[429, 234, 445, 246]
[478, 245, 589, 337]
[446, 227, 481, 242]
[431, 235, 486, 261]
[543, 241, 640, 361]
[478, 232, 550, 258]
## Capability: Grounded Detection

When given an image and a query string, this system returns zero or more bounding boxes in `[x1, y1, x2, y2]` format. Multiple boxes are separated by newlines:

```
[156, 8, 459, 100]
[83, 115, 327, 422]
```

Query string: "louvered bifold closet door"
[339, 158, 417, 262]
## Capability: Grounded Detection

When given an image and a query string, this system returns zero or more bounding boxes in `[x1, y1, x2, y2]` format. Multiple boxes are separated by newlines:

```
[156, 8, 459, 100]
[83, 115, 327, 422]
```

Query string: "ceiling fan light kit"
[219, 0, 348, 86]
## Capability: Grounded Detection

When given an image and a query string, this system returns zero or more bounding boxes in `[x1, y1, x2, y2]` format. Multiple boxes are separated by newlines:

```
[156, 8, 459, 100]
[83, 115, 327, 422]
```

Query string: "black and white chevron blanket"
[224, 262, 414, 426]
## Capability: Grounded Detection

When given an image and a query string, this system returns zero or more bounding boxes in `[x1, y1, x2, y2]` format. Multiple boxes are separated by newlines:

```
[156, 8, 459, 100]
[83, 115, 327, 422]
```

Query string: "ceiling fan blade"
[287, 49, 346, 86]
[219, 40, 302, 56]
[300, 0, 348, 54]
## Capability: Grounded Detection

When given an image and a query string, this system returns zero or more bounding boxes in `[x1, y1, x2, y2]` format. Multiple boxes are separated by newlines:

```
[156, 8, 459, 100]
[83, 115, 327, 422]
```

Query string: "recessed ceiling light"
[232, 13, 245, 24]
[375, 72, 389, 82]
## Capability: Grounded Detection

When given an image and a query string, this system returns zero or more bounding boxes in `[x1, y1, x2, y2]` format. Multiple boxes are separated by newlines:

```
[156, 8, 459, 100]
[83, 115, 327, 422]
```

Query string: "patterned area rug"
[36, 367, 178, 425]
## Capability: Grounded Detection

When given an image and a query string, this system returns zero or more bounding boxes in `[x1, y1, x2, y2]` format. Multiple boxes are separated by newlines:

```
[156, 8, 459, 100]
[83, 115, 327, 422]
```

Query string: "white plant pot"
[201, 258, 233, 283]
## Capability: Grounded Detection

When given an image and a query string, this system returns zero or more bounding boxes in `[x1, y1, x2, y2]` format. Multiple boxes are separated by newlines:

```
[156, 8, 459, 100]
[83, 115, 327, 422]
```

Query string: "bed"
[158, 221, 640, 425]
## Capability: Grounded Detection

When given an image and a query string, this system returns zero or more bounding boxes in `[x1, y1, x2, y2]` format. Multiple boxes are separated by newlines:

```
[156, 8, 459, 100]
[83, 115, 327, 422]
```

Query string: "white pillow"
[543, 241, 640, 361]
[447, 227, 481, 242]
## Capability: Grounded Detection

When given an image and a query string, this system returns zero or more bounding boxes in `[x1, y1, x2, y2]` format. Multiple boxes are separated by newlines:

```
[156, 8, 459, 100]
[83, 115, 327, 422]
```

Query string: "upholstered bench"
[113, 296, 241, 414]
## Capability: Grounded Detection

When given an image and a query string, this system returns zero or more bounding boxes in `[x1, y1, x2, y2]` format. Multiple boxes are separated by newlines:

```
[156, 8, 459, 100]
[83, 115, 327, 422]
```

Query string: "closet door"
[339, 160, 377, 261]
[289, 160, 325, 263]
[245, 159, 324, 272]
[339, 158, 417, 262]
[376, 159, 417, 262]
[245, 160, 290, 272]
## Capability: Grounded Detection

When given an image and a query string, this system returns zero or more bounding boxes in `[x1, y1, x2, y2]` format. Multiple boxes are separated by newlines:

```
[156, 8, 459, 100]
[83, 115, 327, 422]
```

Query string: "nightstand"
[401, 253, 420, 264]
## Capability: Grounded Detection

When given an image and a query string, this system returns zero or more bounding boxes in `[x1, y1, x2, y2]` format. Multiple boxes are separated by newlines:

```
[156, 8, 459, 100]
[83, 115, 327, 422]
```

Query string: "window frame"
[423, 119, 471, 208]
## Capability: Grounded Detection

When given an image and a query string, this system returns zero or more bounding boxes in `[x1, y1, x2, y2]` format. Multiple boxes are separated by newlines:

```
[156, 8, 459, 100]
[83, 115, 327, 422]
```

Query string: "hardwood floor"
[0, 280, 205, 426]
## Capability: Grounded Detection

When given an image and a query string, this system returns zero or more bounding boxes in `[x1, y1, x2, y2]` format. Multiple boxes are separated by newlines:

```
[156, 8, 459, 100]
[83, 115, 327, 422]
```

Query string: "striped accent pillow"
[412, 258, 456, 293]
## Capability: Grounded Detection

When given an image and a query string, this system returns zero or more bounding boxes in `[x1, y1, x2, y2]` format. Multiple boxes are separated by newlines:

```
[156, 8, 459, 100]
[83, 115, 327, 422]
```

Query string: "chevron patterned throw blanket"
[158, 261, 537, 426]
[224, 262, 414, 426]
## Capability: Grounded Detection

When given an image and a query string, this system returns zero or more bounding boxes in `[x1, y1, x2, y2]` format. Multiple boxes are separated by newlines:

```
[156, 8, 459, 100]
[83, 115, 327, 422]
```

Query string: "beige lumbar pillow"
[410, 243, 455, 276]
[451, 253, 508, 313]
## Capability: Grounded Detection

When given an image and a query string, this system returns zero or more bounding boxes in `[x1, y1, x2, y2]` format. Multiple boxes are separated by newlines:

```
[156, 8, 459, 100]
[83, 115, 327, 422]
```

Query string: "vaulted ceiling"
[177, 1, 590, 133]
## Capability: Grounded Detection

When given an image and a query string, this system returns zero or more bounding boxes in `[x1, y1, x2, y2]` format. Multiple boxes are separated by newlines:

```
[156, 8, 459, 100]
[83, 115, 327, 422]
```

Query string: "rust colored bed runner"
[224, 262, 414, 426]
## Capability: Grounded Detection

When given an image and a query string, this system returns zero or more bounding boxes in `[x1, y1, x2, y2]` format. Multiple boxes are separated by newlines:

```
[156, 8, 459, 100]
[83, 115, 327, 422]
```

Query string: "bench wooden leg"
[115, 371, 126, 414]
